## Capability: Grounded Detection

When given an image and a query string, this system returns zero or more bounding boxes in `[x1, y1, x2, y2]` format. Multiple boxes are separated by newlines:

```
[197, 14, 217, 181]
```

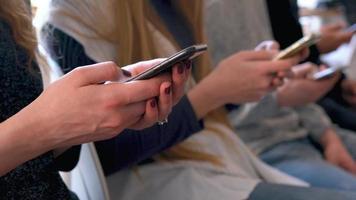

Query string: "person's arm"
[0, 109, 61, 176]
[45, 26, 204, 174]
[0, 61, 172, 176]
[95, 95, 203, 175]
[294, 104, 332, 144]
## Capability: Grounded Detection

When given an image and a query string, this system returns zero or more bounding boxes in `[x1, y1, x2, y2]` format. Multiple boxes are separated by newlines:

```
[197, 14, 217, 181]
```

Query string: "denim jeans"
[260, 137, 356, 191]
[248, 183, 356, 200]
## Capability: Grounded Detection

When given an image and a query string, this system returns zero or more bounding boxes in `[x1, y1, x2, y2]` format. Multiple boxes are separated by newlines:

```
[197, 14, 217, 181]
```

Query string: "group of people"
[1, 0, 356, 199]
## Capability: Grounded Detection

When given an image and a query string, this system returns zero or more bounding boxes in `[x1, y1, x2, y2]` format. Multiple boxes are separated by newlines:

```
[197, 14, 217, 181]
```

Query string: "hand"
[188, 41, 307, 119]
[322, 129, 356, 175]
[122, 59, 191, 129]
[317, 23, 354, 54]
[277, 62, 340, 107]
[22, 61, 171, 147]
[342, 79, 356, 108]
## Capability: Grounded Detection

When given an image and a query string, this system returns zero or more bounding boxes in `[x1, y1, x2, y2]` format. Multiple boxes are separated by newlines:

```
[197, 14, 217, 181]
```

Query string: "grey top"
[228, 94, 331, 154]
[204, 0, 332, 154]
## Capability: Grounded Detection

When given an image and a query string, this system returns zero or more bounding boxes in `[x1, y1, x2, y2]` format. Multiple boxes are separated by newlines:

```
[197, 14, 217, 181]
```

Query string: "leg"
[260, 138, 356, 191]
[248, 183, 356, 200]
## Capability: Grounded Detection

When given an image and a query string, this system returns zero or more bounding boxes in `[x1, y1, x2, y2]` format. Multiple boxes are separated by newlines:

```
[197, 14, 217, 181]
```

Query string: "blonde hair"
[55, 0, 232, 166]
[0, 0, 37, 67]
[0, 0, 49, 85]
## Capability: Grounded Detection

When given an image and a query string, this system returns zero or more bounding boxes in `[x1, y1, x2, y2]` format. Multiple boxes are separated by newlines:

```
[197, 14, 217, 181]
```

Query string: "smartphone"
[125, 44, 208, 82]
[312, 66, 346, 80]
[345, 23, 356, 33]
[273, 33, 321, 60]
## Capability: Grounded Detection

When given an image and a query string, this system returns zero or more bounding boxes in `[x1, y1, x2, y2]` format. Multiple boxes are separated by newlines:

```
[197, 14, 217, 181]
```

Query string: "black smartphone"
[125, 44, 208, 82]
[312, 66, 345, 80]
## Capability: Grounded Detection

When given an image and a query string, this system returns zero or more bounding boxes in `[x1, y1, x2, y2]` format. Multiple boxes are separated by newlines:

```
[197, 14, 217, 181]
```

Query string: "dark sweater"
[0, 20, 75, 200]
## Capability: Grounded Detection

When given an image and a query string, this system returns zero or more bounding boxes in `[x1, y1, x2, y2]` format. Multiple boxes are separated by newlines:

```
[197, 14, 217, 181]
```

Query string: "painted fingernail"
[150, 99, 156, 108]
[185, 60, 192, 70]
[178, 63, 184, 74]
[122, 69, 132, 77]
[165, 86, 171, 95]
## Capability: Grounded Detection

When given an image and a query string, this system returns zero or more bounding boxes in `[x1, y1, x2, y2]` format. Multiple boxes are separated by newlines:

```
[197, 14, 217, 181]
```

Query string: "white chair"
[69, 143, 111, 200]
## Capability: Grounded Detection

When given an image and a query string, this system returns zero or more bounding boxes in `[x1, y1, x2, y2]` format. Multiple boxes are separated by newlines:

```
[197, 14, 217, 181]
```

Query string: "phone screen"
[125, 44, 208, 82]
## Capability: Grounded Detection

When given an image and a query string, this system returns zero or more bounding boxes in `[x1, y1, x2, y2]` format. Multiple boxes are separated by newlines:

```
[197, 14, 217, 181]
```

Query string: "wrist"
[188, 78, 225, 119]
[321, 129, 340, 147]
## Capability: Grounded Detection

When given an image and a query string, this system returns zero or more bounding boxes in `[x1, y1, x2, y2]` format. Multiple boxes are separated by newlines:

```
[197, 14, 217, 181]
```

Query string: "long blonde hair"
[0, 0, 49, 85]
[0, 0, 37, 67]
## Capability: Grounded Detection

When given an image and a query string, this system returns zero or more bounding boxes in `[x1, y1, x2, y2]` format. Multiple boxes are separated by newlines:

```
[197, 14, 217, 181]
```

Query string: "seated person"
[0, 0, 189, 199]
[287, 0, 356, 132]
[205, 0, 356, 191]
[38, 0, 356, 199]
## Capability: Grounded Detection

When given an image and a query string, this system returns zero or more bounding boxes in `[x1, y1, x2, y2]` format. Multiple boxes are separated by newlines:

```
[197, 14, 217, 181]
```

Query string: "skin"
[342, 79, 356, 108]
[188, 41, 307, 119]
[317, 22, 354, 54]
[322, 129, 356, 175]
[277, 62, 340, 107]
[0, 60, 190, 176]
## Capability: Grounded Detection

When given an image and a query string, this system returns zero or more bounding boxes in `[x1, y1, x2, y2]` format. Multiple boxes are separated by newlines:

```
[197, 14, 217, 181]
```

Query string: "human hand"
[24, 61, 171, 147]
[317, 22, 354, 54]
[122, 59, 191, 129]
[341, 79, 356, 108]
[277, 62, 340, 107]
[188, 41, 307, 118]
[322, 129, 356, 175]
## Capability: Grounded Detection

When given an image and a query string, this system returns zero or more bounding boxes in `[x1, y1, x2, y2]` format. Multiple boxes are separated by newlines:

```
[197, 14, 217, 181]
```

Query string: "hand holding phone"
[125, 44, 208, 82]
[273, 33, 321, 60]
[312, 65, 346, 80]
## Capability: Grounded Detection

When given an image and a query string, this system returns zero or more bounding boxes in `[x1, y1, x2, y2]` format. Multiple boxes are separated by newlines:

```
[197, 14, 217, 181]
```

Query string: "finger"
[129, 99, 159, 130]
[293, 62, 317, 79]
[158, 82, 173, 121]
[102, 79, 163, 105]
[255, 41, 280, 51]
[237, 50, 276, 61]
[300, 48, 310, 60]
[122, 58, 166, 76]
[339, 32, 354, 43]
[113, 101, 147, 130]
[343, 94, 356, 105]
[339, 157, 356, 174]
[67, 62, 121, 86]
[172, 62, 188, 104]
[272, 77, 284, 88]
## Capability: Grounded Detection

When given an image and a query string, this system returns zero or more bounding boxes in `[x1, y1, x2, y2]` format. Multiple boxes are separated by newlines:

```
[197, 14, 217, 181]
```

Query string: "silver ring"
[157, 118, 168, 125]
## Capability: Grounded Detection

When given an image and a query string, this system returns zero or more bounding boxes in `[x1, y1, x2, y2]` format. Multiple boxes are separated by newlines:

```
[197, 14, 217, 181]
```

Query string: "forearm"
[295, 104, 332, 144]
[187, 77, 225, 119]
[0, 110, 57, 176]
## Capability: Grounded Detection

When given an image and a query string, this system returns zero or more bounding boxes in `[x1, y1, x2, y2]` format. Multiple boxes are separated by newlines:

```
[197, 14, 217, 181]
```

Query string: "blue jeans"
[260, 137, 356, 191]
[248, 183, 356, 200]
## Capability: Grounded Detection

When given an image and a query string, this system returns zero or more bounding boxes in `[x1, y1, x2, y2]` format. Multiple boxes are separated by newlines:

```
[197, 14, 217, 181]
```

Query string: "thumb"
[292, 63, 317, 79]
[123, 58, 166, 76]
[255, 40, 280, 51]
[66, 62, 121, 86]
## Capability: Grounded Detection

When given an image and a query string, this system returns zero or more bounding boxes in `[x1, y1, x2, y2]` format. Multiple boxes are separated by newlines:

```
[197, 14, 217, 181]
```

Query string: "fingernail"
[165, 86, 171, 95]
[185, 60, 192, 70]
[178, 63, 184, 74]
[150, 99, 156, 108]
[122, 69, 132, 77]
